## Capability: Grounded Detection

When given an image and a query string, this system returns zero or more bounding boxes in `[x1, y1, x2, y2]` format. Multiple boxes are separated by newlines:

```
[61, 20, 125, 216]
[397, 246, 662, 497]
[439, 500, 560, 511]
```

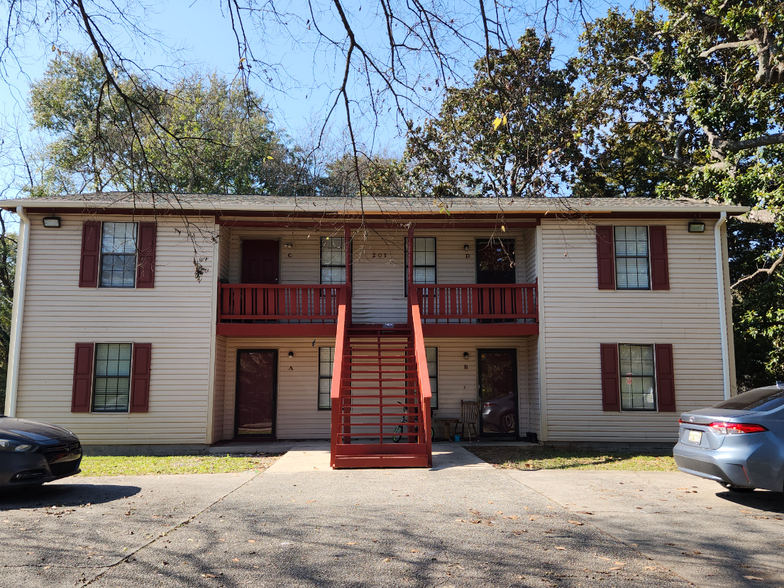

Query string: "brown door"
[476, 239, 516, 284]
[478, 349, 518, 436]
[235, 350, 277, 438]
[242, 240, 279, 284]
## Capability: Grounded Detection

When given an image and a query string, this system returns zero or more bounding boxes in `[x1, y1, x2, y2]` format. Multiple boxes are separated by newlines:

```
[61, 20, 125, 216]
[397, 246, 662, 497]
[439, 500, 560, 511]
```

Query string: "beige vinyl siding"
[212, 335, 228, 441]
[228, 228, 320, 284]
[351, 230, 407, 323]
[522, 228, 537, 283]
[527, 335, 541, 435]
[222, 338, 335, 440]
[540, 218, 725, 443]
[424, 337, 537, 436]
[15, 213, 216, 445]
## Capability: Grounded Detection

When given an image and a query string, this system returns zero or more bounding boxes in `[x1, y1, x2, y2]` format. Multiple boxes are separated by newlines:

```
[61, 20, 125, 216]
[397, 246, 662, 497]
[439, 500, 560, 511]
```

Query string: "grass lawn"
[79, 453, 281, 477]
[466, 446, 677, 471]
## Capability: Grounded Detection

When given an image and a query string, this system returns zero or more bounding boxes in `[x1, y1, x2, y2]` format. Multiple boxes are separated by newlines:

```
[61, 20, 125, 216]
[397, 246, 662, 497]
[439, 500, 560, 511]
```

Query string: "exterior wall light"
[288, 351, 294, 358]
[284, 243, 294, 248]
[688, 221, 706, 233]
[463, 244, 470, 251]
[463, 352, 469, 360]
[42, 217, 61, 228]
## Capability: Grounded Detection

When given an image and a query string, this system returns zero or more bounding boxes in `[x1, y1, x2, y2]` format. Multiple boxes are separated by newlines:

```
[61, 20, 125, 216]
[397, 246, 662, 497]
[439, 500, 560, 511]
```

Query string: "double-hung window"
[101, 223, 137, 287]
[614, 227, 649, 290]
[320, 237, 346, 284]
[405, 237, 436, 294]
[93, 343, 133, 412]
[618, 344, 655, 410]
[596, 225, 669, 291]
[79, 221, 156, 288]
[600, 342, 675, 412]
[318, 347, 334, 409]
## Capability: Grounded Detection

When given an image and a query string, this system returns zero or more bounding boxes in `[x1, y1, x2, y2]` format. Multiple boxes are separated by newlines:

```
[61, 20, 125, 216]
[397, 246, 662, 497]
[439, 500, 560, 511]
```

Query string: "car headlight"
[0, 439, 36, 452]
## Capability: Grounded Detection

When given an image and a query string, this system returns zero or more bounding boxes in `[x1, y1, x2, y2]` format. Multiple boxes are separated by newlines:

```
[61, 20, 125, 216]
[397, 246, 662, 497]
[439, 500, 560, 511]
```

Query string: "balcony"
[413, 283, 538, 337]
[217, 284, 346, 337]
[216, 282, 538, 337]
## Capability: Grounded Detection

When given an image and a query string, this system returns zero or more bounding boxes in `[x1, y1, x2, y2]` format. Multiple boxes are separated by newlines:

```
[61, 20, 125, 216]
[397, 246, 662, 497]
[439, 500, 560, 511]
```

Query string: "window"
[79, 221, 156, 288]
[596, 225, 669, 291]
[618, 344, 655, 410]
[600, 343, 675, 412]
[614, 227, 649, 290]
[101, 223, 137, 287]
[71, 342, 152, 413]
[318, 347, 334, 409]
[426, 347, 438, 409]
[93, 343, 133, 412]
[405, 237, 436, 294]
[320, 237, 346, 284]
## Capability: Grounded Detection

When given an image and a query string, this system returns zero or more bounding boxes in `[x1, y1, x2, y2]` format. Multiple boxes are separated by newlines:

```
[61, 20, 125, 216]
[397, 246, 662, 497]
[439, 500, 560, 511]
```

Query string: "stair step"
[332, 455, 431, 469]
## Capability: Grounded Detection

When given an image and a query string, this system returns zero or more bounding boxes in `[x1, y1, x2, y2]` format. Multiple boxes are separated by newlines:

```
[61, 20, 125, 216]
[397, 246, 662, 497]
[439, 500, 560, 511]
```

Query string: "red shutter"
[130, 343, 152, 413]
[655, 343, 676, 411]
[596, 226, 615, 290]
[600, 344, 620, 411]
[72, 343, 94, 412]
[79, 221, 101, 288]
[136, 222, 157, 288]
[649, 225, 670, 290]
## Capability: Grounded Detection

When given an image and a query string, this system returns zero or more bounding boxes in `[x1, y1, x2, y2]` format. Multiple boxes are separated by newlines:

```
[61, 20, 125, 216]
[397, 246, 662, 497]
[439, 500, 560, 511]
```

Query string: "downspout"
[714, 212, 731, 400]
[205, 230, 219, 445]
[5, 207, 31, 416]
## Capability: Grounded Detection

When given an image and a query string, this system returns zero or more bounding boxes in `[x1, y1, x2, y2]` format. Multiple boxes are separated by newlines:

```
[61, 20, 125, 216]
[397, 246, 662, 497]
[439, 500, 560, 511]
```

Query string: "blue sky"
[0, 0, 646, 188]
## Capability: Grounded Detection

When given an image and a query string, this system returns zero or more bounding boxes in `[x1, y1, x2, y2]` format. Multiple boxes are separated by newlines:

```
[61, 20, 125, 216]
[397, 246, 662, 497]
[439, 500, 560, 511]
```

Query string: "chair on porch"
[459, 400, 479, 442]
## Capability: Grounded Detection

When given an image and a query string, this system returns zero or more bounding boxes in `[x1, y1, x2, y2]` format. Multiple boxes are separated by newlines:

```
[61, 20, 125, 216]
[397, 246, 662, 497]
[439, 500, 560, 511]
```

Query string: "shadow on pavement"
[0, 482, 141, 509]
[715, 488, 784, 513]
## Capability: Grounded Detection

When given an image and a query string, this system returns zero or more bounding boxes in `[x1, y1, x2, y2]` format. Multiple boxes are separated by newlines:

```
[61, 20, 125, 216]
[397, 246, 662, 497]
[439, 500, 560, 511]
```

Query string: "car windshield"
[713, 385, 784, 411]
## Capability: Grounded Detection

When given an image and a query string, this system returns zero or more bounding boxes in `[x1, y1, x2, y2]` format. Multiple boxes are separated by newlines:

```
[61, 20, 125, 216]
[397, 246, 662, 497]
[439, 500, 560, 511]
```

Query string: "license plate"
[688, 429, 702, 445]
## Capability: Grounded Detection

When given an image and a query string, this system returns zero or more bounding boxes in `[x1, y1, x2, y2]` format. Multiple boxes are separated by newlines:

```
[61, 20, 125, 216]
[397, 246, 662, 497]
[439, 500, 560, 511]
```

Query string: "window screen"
[320, 237, 346, 284]
[318, 347, 335, 409]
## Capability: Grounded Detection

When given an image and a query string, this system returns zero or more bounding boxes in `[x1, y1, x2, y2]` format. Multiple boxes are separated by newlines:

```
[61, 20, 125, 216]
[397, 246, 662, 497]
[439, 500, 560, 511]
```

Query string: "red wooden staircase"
[330, 323, 433, 469]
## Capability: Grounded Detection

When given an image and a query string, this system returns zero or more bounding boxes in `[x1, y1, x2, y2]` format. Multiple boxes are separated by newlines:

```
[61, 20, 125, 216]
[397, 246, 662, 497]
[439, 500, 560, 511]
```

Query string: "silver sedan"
[673, 383, 784, 493]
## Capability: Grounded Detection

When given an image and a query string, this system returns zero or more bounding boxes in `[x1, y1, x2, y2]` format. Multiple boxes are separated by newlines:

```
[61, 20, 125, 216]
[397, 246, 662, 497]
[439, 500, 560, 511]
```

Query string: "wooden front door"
[235, 350, 277, 438]
[242, 240, 279, 284]
[478, 349, 518, 436]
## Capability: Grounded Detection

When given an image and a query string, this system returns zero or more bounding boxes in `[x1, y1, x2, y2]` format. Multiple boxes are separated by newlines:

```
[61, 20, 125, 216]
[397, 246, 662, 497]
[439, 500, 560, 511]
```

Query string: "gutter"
[5, 206, 31, 416]
[714, 212, 732, 400]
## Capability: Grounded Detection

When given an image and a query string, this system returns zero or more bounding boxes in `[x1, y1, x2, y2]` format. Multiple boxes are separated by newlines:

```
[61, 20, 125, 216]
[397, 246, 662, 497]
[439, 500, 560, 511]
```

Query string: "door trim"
[234, 349, 278, 440]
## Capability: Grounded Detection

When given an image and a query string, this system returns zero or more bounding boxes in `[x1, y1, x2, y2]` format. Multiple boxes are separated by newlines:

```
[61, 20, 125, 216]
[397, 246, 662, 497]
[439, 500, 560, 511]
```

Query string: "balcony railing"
[219, 284, 345, 323]
[413, 283, 538, 324]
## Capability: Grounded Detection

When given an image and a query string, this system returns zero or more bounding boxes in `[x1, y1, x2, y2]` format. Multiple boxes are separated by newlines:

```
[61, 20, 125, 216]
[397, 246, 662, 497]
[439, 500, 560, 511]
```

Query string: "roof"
[0, 192, 749, 216]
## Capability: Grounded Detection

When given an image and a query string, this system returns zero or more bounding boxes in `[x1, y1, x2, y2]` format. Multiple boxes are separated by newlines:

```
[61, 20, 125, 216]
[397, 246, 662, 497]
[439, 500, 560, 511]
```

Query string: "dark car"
[481, 393, 517, 434]
[0, 416, 82, 488]
[673, 383, 784, 493]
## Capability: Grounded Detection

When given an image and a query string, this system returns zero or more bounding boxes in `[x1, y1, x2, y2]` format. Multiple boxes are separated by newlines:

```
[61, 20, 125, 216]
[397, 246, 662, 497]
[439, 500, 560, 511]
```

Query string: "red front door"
[242, 240, 279, 284]
[235, 350, 277, 437]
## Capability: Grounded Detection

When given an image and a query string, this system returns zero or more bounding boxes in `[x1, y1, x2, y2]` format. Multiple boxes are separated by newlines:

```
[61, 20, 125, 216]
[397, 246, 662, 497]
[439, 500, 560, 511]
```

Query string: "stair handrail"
[409, 288, 433, 466]
[329, 286, 349, 466]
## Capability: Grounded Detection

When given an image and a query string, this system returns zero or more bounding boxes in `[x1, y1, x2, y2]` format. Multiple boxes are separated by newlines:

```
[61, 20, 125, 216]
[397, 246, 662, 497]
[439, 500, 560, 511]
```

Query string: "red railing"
[413, 283, 537, 324]
[409, 289, 433, 466]
[219, 284, 345, 323]
[329, 288, 349, 466]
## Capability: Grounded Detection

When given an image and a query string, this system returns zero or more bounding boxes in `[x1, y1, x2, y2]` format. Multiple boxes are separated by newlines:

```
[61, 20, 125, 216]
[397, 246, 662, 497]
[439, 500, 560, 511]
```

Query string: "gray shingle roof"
[0, 192, 749, 215]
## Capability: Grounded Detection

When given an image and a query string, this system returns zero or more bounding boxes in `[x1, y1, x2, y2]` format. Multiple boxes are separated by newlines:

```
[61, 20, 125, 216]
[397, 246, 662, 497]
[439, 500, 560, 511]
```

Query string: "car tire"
[501, 412, 515, 433]
[720, 482, 754, 493]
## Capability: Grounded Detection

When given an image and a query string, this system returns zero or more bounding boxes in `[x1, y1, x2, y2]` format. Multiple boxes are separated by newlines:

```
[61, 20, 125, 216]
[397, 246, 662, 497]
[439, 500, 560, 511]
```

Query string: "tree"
[573, 1, 784, 388]
[322, 154, 408, 198]
[405, 30, 580, 199]
[29, 52, 302, 196]
[0, 222, 15, 414]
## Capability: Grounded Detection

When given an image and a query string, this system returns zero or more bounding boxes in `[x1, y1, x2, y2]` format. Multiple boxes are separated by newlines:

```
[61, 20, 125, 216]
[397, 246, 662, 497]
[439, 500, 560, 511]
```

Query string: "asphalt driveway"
[0, 444, 781, 588]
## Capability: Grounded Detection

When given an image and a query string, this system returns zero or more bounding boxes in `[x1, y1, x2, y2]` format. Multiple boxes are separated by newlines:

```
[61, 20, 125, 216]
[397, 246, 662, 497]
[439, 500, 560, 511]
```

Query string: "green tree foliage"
[322, 154, 408, 198]
[405, 31, 580, 199]
[0, 225, 16, 414]
[574, 1, 784, 388]
[29, 52, 307, 196]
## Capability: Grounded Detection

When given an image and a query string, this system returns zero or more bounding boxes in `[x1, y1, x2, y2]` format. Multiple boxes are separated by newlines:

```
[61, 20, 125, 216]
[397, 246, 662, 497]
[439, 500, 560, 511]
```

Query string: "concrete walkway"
[1, 443, 782, 588]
